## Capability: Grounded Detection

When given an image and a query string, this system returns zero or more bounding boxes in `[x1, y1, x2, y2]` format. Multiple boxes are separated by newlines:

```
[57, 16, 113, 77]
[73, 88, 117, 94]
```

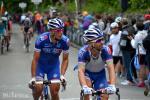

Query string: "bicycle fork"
[43, 84, 49, 100]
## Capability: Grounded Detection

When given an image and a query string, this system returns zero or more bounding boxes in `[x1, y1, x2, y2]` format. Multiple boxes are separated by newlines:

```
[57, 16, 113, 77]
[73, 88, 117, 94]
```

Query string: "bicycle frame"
[43, 84, 49, 99]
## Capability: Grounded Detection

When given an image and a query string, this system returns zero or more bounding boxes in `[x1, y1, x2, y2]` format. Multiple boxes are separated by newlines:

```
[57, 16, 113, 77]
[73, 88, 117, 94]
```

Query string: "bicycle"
[30, 79, 66, 100]
[80, 88, 120, 100]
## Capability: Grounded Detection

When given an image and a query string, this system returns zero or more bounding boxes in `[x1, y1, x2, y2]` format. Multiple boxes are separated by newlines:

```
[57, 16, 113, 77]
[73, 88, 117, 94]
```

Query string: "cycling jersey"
[78, 45, 112, 72]
[78, 45, 113, 91]
[35, 32, 69, 80]
[0, 22, 5, 36]
[24, 19, 32, 28]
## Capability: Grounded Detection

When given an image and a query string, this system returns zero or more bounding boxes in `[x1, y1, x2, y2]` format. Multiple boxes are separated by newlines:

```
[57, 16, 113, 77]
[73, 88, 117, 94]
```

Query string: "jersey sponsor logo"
[53, 74, 58, 78]
[44, 43, 51, 47]
[106, 47, 112, 55]
[43, 48, 62, 54]
[40, 35, 48, 41]
[56, 43, 61, 48]
[79, 50, 84, 57]
[99, 83, 104, 88]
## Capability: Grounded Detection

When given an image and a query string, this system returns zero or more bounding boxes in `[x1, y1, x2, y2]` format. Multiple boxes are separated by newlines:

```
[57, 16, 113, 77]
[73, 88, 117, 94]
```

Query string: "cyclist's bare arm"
[106, 60, 116, 85]
[78, 63, 87, 86]
[31, 51, 40, 77]
[61, 52, 69, 76]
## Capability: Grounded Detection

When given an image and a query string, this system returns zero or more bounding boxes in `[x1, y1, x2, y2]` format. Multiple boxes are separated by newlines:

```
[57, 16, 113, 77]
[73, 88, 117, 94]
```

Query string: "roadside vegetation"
[2, 0, 150, 14]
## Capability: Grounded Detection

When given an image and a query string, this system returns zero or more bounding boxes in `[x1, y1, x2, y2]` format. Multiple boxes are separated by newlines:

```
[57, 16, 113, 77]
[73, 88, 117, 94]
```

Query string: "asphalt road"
[0, 24, 149, 100]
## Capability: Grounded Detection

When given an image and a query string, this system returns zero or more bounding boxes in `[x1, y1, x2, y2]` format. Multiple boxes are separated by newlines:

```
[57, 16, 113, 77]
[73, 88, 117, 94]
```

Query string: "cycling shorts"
[24, 27, 30, 33]
[85, 69, 108, 90]
[113, 56, 123, 65]
[36, 65, 60, 81]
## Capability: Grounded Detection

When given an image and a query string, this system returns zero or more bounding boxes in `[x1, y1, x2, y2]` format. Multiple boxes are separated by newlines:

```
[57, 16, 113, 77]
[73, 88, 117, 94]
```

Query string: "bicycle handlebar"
[81, 88, 120, 100]
[31, 79, 67, 92]
[35, 80, 61, 85]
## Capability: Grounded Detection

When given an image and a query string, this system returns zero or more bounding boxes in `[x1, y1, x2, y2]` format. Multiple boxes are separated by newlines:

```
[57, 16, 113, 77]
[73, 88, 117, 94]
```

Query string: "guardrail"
[66, 27, 84, 46]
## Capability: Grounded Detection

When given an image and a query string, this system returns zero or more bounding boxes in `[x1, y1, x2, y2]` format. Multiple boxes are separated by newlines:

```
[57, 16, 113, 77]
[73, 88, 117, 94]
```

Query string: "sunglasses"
[94, 38, 104, 43]
[50, 29, 63, 33]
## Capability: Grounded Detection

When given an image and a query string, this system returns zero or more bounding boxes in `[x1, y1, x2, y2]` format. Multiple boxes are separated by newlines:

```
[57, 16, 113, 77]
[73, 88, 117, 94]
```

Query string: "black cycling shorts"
[24, 27, 30, 33]
[113, 56, 123, 65]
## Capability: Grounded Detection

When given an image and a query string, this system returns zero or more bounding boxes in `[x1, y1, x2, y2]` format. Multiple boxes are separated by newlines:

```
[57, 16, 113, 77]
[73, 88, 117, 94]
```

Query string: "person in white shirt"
[130, 22, 148, 87]
[109, 22, 124, 78]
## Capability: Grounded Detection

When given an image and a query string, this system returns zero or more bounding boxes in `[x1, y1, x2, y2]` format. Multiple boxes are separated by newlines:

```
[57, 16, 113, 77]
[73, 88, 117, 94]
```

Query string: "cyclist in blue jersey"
[29, 18, 70, 100]
[78, 27, 116, 100]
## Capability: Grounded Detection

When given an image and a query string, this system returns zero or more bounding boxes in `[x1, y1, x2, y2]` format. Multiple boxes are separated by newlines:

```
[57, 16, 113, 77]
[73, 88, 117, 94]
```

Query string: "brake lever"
[61, 79, 67, 92]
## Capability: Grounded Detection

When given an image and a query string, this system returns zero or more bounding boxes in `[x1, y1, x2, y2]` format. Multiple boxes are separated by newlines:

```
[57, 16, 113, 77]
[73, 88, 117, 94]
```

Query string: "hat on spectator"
[110, 22, 118, 28]
[115, 17, 122, 23]
[82, 11, 88, 16]
[144, 14, 150, 20]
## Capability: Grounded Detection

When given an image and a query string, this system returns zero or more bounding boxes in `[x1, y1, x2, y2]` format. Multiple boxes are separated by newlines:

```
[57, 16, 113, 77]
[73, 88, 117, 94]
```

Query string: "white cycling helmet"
[88, 22, 99, 29]
[25, 17, 30, 21]
[115, 17, 122, 23]
[83, 27, 104, 43]
[47, 18, 64, 30]
[4, 11, 8, 16]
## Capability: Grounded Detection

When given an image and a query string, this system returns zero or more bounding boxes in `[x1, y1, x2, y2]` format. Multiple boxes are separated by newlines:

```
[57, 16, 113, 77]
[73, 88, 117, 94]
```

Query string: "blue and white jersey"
[78, 45, 113, 72]
[35, 32, 69, 69]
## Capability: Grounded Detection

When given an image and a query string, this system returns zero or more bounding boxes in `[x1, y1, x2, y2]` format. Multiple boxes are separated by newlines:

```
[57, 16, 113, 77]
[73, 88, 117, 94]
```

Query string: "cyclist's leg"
[92, 69, 109, 100]
[29, 27, 34, 37]
[3, 30, 8, 46]
[0, 29, 5, 45]
[8, 30, 12, 43]
[28, 31, 32, 44]
[83, 70, 93, 100]
[23, 29, 26, 45]
[47, 66, 61, 100]
[32, 84, 43, 100]
[49, 82, 60, 100]
[24, 27, 29, 44]
[33, 66, 45, 100]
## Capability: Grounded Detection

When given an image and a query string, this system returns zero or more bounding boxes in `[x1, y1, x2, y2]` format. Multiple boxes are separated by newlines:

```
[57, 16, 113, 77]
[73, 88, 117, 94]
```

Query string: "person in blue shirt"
[0, 18, 5, 36]
[29, 18, 70, 100]
[78, 27, 116, 100]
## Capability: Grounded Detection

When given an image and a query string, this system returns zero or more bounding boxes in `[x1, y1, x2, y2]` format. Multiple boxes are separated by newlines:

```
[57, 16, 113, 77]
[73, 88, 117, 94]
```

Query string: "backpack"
[119, 30, 128, 49]
[119, 25, 135, 50]
[143, 34, 150, 51]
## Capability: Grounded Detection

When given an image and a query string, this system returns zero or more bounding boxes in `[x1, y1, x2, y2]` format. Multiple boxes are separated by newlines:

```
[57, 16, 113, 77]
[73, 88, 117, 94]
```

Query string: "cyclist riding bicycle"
[0, 18, 6, 51]
[0, 18, 5, 37]
[29, 18, 70, 100]
[77, 27, 116, 100]
[23, 17, 33, 45]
